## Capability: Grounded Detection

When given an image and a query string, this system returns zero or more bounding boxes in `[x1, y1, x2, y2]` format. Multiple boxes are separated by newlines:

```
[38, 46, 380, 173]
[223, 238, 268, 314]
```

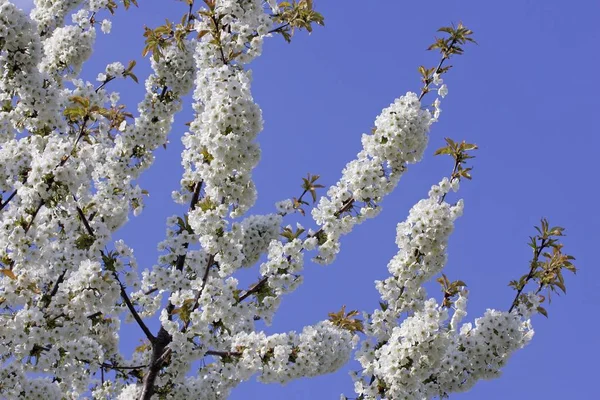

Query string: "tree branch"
[418, 37, 458, 101]
[0, 188, 18, 212]
[237, 276, 268, 303]
[508, 239, 546, 313]
[113, 272, 155, 342]
[182, 254, 214, 332]
[205, 349, 241, 358]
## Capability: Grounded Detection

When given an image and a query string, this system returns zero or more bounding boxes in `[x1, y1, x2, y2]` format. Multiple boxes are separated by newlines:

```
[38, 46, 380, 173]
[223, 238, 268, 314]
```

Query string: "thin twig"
[508, 239, 546, 313]
[205, 349, 241, 358]
[0, 188, 18, 212]
[182, 254, 214, 332]
[418, 37, 459, 101]
[95, 76, 116, 93]
[237, 276, 268, 303]
[113, 272, 155, 342]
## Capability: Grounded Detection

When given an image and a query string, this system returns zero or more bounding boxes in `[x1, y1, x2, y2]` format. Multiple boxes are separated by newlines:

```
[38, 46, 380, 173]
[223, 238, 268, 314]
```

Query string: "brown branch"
[209, 14, 229, 65]
[139, 179, 205, 398]
[102, 362, 148, 371]
[139, 328, 171, 400]
[113, 272, 155, 342]
[76, 204, 95, 236]
[190, 180, 203, 211]
[23, 201, 44, 234]
[508, 239, 546, 313]
[186, 0, 196, 25]
[205, 349, 241, 358]
[76, 357, 148, 372]
[59, 116, 89, 168]
[0, 188, 18, 212]
[418, 37, 459, 101]
[41, 269, 67, 309]
[268, 23, 290, 35]
[95, 76, 116, 93]
[182, 254, 215, 332]
[39, 198, 93, 309]
[439, 160, 460, 204]
[237, 276, 268, 304]
[87, 311, 103, 320]
[158, 85, 169, 102]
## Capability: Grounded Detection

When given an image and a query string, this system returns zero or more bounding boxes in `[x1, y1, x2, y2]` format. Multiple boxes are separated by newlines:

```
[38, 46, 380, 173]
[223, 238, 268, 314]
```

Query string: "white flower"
[101, 19, 112, 34]
[438, 84, 448, 98]
[267, 0, 280, 13]
[109, 92, 120, 106]
[433, 97, 442, 120]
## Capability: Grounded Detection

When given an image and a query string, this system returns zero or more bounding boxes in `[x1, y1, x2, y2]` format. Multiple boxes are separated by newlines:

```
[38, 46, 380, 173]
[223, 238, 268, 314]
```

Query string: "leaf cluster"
[200, 146, 214, 165]
[428, 23, 476, 57]
[106, 0, 138, 14]
[197, 5, 245, 63]
[273, 0, 325, 42]
[509, 218, 576, 316]
[64, 96, 133, 130]
[301, 173, 324, 203]
[63, 96, 94, 123]
[418, 64, 451, 91]
[142, 17, 194, 62]
[122, 60, 139, 83]
[101, 250, 119, 272]
[175, 216, 194, 235]
[328, 305, 364, 334]
[436, 273, 466, 308]
[280, 225, 305, 243]
[172, 298, 195, 323]
[96, 104, 134, 132]
[142, 21, 176, 62]
[293, 173, 324, 215]
[434, 137, 478, 181]
[197, 197, 218, 212]
[75, 234, 95, 250]
[419, 22, 475, 96]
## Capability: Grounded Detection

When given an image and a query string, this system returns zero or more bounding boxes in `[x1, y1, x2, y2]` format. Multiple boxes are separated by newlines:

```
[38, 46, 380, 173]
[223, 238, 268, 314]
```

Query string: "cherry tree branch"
[508, 239, 546, 313]
[418, 37, 459, 101]
[113, 272, 155, 342]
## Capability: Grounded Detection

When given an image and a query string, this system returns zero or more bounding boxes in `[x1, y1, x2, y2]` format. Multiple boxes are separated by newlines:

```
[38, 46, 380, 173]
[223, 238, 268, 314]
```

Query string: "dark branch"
[237, 276, 268, 303]
[113, 272, 155, 342]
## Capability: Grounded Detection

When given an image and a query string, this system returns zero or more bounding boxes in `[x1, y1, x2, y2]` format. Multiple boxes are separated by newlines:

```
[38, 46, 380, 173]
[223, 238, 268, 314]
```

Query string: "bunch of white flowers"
[353, 178, 538, 399]
[312, 92, 435, 264]
[0, 1, 569, 399]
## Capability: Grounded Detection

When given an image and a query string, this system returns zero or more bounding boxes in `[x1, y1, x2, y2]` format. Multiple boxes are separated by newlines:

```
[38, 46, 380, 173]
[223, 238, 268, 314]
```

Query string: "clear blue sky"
[20, 0, 600, 398]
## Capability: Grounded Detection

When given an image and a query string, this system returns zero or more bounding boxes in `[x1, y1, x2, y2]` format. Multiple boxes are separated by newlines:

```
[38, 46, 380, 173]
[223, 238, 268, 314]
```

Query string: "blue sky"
[17, 0, 600, 398]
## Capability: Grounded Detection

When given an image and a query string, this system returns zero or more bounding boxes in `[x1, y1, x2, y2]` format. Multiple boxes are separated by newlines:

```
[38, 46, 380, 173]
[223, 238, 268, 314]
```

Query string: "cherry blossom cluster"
[351, 179, 540, 399]
[0, 1, 562, 399]
[119, 2, 357, 396]
[0, 0, 63, 134]
[146, 320, 356, 399]
[372, 177, 463, 336]
[354, 299, 536, 399]
[312, 92, 435, 264]
[162, 0, 277, 329]
[233, 320, 356, 384]
[0, 0, 195, 397]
